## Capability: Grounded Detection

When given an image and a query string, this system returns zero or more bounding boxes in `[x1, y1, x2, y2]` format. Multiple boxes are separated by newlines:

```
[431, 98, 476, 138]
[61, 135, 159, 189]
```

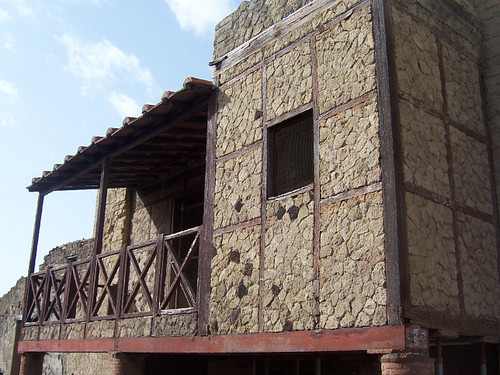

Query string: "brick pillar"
[381, 353, 435, 375]
[380, 325, 435, 375]
[19, 353, 44, 375]
[112, 353, 146, 375]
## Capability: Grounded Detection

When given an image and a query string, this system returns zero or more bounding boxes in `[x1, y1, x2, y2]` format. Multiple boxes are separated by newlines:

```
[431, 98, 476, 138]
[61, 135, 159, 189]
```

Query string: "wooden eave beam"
[30, 93, 212, 194]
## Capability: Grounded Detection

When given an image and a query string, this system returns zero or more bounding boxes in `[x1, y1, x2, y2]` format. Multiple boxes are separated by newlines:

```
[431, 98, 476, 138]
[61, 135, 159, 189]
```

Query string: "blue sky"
[0, 0, 243, 296]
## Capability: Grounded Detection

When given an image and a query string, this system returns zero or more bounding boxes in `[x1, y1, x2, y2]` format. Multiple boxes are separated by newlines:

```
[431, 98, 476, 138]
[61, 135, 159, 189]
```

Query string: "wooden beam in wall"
[197, 90, 218, 336]
[372, 0, 405, 325]
[18, 325, 406, 354]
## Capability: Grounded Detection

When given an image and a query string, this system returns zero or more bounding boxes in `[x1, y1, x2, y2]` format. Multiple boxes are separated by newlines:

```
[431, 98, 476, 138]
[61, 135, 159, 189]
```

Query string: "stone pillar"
[381, 353, 435, 375]
[112, 353, 145, 375]
[19, 353, 44, 375]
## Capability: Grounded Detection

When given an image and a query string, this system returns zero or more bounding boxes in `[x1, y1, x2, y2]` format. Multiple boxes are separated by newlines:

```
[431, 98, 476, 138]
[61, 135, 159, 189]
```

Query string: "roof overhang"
[28, 77, 215, 194]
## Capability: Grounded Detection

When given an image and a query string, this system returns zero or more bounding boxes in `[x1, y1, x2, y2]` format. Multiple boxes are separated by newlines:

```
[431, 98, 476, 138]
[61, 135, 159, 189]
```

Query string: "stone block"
[210, 224, 260, 335]
[39, 324, 60, 341]
[60, 322, 85, 340]
[266, 42, 312, 120]
[103, 188, 131, 253]
[451, 127, 492, 214]
[392, 7, 442, 111]
[214, 147, 262, 229]
[217, 69, 263, 158]
[399, 99, 449, 197]
[264, 191, 315, 332]
[319, 98, 381, 199]
[21, 326, 39, 341]
[86, 319, 115, 339]
[319, 192, 387, 329]
[457, 213, 500, 318]
[406, 192, 459, 313]
[117, 316, 152, 338]
[443, 42, 484, 135]
[316, 5, 376, 113]
[153, 313, 198, 337]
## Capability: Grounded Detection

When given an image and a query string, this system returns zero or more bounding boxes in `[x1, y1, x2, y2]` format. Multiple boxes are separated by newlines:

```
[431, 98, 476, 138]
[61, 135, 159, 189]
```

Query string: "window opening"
[268, 110, 314, 197]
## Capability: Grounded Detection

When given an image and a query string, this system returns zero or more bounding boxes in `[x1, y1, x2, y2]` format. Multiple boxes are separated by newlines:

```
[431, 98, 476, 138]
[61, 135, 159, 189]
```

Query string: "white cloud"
[2, 32, 16, 53]
[0, 113, 15, 128]
[165, 0, 239, 35]
[0, 8, 11, 23]
[56, 34, 155, 91]
[0, 79, 18, 99]
[108, 92, 141, 119]
[0, 79, 18, 127]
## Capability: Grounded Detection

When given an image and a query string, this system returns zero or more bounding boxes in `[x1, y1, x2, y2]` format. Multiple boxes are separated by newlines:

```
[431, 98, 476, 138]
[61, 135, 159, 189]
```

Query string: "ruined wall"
[0, 278, 24, 375]
[392, 0, 500, 320]
[210, 0, 386, 335]
[39, 238, 94, 269]
[0, 239, 95, 375]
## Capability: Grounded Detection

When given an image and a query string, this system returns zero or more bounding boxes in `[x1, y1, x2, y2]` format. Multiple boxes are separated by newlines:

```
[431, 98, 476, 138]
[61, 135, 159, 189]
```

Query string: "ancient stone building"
[11, 0, 500, 374]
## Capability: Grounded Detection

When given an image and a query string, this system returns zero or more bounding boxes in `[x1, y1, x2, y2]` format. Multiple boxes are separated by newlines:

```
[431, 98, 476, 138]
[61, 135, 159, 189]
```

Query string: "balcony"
[21, 77, 216, 341]
[24, 226, 201, 331]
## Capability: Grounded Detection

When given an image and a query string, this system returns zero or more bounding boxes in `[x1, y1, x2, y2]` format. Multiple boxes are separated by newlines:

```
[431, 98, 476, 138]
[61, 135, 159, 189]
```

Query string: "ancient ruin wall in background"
[392, 0, 500, 319]
[211, 0, 386, 334]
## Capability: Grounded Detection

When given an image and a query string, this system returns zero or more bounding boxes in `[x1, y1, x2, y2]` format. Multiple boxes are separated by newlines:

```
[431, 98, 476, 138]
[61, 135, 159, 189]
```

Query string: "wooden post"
[435, 338, 443, 375]
[94, 157, 110, 256]
[315, 357, 321, 375]
[480, 342, 487, 375]
[85, 158, 109, 334]
[23, 193, 45, 323]
[372, 0, 405, 324]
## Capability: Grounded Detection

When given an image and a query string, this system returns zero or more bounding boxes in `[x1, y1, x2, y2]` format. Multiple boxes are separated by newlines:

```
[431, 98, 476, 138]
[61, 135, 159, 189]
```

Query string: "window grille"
[268, 111, 313, 197]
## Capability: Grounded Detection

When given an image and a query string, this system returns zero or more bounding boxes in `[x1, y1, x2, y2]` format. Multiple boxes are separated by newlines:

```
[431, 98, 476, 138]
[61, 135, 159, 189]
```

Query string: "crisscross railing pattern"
[23, 225, 202, 326]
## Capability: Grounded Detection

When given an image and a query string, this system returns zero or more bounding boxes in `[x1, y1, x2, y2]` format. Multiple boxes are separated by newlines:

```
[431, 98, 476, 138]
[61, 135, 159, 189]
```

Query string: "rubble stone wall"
[319, 192, 387, 329]
[102, 188, 132, 252]
[213, 0, 313, 59]
[43, 353, 113, 375]
[477, 0, 500, 219]
[211, 0, 386, 334]
[393, 0, 500, 320]
[0, 278, 24, 375]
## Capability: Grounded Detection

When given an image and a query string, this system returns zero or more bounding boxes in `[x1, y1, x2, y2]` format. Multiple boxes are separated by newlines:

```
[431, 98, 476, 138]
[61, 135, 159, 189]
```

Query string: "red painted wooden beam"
[18, 326, 405, 354]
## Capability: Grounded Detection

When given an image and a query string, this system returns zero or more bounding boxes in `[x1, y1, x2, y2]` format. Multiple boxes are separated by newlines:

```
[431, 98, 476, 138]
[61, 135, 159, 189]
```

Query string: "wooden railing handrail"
[23, 225, 203, 327]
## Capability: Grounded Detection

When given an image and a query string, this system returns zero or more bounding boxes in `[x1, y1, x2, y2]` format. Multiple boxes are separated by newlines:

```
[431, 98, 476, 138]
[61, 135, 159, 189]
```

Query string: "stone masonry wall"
[477, 0, 500, 221]
[211, 0, 386, 335]
[392, 0, 500, 320]
[0, 278, 24, 375]
[213, 0, 313, 59]
[101, 188, 132, 252]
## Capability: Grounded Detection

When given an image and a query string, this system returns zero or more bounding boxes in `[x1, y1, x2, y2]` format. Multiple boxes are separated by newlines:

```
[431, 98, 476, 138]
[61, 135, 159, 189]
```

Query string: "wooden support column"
[315, 358, 321, 375]
[480, 342, 487, 375]
[435, 338, 443, 375]
[85, 157, 110, 335]
[94, 157, 110, 255]
[23, 193, 45, 323]
[198, 89, 217, 336]
[372, 0, 405, 324]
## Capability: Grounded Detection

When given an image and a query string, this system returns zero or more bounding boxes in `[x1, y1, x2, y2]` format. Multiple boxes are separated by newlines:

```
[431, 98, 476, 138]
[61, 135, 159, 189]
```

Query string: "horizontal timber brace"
[18, 325, 405, 354]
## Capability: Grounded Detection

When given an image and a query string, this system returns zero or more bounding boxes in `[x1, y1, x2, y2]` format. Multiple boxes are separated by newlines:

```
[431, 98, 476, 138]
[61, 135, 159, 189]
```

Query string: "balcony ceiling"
[28, 77, 215, 194]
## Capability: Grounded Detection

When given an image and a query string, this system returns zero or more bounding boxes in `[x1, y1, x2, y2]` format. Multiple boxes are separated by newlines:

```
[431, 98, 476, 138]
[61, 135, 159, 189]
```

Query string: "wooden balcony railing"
[24, 226, 201, 326]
